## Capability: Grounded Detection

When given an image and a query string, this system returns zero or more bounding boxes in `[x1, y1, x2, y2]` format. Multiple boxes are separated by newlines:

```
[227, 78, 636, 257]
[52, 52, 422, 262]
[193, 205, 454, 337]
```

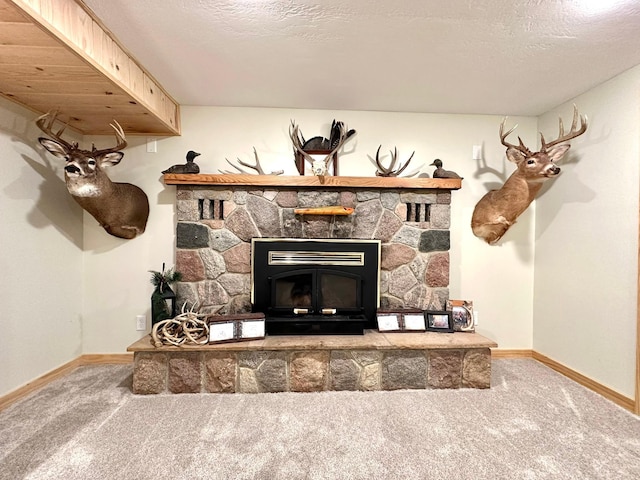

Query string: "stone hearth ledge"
[128, 331, 497, 394]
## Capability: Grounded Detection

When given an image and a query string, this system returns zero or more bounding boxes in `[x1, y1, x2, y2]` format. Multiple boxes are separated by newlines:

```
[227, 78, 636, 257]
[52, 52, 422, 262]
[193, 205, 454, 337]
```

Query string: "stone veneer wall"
[174, 186, 453, 315]
[133, 348, 492, 394]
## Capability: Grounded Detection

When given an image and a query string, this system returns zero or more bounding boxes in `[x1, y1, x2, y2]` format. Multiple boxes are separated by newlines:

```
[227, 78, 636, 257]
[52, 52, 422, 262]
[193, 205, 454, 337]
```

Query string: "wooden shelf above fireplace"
[163, 174, 462, 190]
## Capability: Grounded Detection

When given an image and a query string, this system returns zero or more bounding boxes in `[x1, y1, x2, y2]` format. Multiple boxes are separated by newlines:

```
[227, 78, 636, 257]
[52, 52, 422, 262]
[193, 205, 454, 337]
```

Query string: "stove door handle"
[293, 308, 309, 315]
[321, 308, 337, 315]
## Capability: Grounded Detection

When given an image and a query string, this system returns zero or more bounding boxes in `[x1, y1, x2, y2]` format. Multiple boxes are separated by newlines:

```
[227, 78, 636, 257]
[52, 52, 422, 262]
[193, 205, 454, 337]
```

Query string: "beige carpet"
[0, 359, 638, 480]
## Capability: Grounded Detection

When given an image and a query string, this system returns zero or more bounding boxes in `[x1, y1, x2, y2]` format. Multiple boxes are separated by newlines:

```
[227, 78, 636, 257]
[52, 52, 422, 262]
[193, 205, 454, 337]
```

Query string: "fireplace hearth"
[252, 238, 380, 335]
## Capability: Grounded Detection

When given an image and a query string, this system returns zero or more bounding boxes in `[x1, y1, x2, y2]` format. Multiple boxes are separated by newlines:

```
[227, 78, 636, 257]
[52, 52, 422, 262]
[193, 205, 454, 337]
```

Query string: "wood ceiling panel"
[0, 1, 28, 21]
[0, 64, 107, 82]
[0, 77, 122, 95]
[0, 0, 180, 136]
[0, 22, 54, 45]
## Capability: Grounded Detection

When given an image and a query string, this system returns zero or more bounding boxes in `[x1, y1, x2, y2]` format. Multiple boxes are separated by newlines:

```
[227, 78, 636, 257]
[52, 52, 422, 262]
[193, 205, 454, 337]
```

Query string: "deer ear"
[100, 151, 124, 167]
[39, 137, 69, 159]
[547, 144, 571, 162]
[505, 147, 526, 164]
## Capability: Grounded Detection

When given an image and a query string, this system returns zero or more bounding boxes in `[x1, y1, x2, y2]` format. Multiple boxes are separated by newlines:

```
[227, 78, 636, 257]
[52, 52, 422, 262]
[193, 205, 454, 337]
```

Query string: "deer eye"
[527, 159, 535, 165]
[87, 159, 96, 166]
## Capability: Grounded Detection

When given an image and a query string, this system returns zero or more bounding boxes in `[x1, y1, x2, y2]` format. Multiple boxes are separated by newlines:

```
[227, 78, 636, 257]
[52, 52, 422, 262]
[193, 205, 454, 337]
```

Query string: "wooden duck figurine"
[430, 159, 462, 179]
[162, 150, 201, 174]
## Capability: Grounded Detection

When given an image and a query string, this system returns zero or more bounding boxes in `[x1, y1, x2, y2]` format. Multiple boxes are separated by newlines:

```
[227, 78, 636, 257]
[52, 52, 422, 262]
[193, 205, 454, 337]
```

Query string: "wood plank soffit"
[0, 0, 180, 136]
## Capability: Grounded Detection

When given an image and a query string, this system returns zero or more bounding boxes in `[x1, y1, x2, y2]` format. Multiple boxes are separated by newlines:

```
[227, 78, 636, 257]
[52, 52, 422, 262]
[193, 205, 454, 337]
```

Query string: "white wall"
[0, 98, 84, 397]
[81, 107, 538, 353]
[534, 65, 640, 399]
[6, 74, 637, 400]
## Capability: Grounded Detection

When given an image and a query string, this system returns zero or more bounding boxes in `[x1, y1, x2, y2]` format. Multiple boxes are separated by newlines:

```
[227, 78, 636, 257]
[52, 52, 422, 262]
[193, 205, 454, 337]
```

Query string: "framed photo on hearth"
[207, 313, 266, 343]
[376, 309, 426, 332]
[377, 312, 401, 332]
[446, 299, 475, 332]
[425, 310, 454, 333]
[402, 312, 426, 331]
[209, 321, 236, 343]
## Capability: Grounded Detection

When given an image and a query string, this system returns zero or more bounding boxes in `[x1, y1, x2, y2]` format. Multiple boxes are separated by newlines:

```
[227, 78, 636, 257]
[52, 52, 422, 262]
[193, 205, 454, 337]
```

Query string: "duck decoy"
[162, 150, 201, 174]
[430, 159, 462, 179]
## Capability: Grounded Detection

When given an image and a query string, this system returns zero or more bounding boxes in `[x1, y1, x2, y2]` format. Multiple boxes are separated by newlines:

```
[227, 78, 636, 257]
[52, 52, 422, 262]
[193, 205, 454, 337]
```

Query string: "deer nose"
[65, 165, 81, 174]
[551, 166, 561, 174]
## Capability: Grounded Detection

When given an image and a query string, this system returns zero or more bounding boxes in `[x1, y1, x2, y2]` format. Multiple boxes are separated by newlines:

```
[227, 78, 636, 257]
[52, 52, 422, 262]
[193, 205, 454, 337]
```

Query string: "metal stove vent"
[268, 251, 365, 266]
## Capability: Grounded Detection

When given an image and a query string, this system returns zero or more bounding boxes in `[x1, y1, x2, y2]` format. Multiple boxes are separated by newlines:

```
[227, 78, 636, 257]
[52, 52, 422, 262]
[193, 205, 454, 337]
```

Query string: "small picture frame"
[402, 312, 426, 331]
[209, 321, 236, 343]
[207, 313, 266, 343]
[377, 312, 401, 332]
[376, 309, 426, 332]
[425, 310, 454, 333]
[239, 319, 265, 339]
[446, 300, 475, 332]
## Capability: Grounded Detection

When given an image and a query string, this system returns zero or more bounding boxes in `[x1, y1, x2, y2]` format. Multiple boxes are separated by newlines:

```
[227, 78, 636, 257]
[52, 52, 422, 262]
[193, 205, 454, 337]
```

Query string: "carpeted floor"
[0, 359, 638, 480]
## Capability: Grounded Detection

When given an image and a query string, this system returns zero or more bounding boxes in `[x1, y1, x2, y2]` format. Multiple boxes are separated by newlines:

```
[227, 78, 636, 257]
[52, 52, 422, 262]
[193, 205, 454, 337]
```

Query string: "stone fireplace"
[171, 176, 457, 320]
[126, 174, 497, 395]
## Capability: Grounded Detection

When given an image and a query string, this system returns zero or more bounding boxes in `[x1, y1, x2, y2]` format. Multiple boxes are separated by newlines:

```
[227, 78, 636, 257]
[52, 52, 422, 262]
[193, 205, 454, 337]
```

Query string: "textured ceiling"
[83, 0, 640, 116]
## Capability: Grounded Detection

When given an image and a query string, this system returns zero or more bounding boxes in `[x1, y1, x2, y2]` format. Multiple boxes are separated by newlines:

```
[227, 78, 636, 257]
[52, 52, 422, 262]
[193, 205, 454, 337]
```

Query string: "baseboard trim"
[80, 353, 134, 365]
[491, 349, 533, 358]
[0, 353, 133, 412]
[531, 351, 635, 413]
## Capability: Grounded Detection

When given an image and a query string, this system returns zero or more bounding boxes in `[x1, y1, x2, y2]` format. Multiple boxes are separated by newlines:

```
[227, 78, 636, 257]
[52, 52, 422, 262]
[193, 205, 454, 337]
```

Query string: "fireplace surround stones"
[127, 175, 498, 395]
[170, 175, 459, 320]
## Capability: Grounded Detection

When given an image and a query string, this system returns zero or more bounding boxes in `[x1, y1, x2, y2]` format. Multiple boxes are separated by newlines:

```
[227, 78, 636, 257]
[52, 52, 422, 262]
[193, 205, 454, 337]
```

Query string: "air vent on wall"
[405, 203, 430, 222]
[198, 199, 224, 220]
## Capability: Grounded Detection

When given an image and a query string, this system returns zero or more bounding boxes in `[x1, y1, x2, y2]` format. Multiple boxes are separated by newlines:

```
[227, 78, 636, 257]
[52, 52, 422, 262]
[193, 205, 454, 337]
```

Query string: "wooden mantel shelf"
[163, 174, 462, 190]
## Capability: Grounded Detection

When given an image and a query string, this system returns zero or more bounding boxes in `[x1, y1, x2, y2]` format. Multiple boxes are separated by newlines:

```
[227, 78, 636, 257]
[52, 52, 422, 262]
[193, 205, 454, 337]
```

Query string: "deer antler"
[35, 111, 75, 150]
[91, 120, 127, 156]
[540, 104, 588, 151]
[374, 145, 417, 177]
[500, 105, 588, 158]
[220, 147, 284, 175]
[92, 120, 127, 155]
[499, 118, 532, 156]
[289, 122, 315, 165]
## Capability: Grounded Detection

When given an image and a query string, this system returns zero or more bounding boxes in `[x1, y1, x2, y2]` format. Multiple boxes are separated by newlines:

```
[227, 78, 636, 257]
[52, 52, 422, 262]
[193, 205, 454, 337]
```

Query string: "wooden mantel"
[163, 174, 462, 190]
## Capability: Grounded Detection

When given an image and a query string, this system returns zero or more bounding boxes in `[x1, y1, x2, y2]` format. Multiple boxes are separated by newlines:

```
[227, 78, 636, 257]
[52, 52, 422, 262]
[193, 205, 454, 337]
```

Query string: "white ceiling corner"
[83, 0, 640, 116]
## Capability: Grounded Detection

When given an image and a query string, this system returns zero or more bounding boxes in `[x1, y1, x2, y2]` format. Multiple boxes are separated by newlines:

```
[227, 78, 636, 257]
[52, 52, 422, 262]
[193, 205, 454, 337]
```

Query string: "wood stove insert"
[251, 238, 381, 335]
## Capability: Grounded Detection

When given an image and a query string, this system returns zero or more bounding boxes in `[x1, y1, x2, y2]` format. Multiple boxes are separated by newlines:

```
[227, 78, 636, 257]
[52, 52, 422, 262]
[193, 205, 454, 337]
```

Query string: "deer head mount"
[289, 120, 356, 176]
[471, 105, 588, 245]
[36, 111, 149, 240]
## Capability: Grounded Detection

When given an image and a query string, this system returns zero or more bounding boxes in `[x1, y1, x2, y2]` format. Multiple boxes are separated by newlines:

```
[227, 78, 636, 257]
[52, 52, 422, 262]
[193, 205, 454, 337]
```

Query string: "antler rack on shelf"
[374, 145, 421, 177]
[219, 147, 284, 175]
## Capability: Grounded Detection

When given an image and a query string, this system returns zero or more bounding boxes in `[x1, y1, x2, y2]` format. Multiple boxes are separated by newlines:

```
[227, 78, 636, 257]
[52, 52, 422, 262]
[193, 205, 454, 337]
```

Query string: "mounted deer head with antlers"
[36, 111, 149, 240]
[471, 105, 587, 245]
[289, 120, 356, 176]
